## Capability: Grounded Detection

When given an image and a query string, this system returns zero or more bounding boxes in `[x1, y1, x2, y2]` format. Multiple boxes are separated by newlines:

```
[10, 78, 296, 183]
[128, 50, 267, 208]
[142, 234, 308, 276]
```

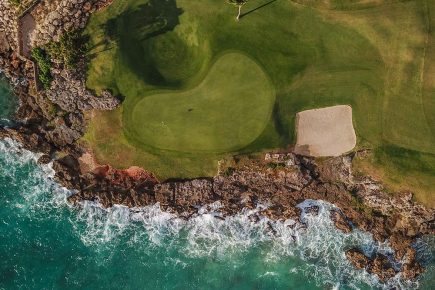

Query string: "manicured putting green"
[129, 53, 275, 152]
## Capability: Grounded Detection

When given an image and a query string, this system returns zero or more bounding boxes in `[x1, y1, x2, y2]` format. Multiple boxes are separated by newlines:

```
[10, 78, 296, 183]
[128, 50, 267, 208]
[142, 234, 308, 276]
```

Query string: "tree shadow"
[120, 0, 183, 85]
[123, 0, 183, 42]
[87, 0, 184, 86]
[240, 0, 279, 19]
[97, 0, 183, 43]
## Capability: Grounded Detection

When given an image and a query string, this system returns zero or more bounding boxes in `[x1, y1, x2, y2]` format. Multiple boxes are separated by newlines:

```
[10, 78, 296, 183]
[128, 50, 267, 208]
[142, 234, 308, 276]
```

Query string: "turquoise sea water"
[0, 75, 18, 124]
[0, 77, 434, 289]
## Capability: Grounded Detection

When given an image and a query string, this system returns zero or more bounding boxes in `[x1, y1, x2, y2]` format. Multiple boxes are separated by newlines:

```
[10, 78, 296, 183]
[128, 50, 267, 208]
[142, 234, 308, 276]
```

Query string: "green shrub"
[223, 167, 235, 176]
[8, 0, 21, 7]
[46, 31, 87, 69]
[267, 162, 285, 169]
[31, 47, 53, 90]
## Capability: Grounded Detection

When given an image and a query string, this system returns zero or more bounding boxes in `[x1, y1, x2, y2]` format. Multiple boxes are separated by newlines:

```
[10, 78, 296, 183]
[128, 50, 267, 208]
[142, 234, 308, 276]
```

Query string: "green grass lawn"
[83, 0, 434, 205]
[129, 53, 274, 153]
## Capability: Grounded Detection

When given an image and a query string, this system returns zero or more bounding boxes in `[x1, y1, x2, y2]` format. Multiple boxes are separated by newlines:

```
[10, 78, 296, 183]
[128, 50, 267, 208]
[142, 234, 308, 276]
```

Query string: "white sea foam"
[67, 199, 421, 289]
[0, 138, 426, 289]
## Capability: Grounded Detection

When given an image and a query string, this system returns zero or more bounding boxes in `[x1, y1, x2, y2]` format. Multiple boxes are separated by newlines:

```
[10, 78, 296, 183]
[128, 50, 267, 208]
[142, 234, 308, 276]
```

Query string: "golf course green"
[83, 0, 434, 205]
[130, 53, 274, 152]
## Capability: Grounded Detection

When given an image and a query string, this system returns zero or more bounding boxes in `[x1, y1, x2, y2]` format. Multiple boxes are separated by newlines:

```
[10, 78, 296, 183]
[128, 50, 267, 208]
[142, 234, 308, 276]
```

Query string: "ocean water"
[0, 78, 434, 289]
[0, 75, 18, 125]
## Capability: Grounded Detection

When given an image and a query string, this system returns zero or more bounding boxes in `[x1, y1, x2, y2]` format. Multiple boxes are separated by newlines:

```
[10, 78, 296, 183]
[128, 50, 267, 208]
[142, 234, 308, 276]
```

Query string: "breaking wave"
[0, 138, 431, 289]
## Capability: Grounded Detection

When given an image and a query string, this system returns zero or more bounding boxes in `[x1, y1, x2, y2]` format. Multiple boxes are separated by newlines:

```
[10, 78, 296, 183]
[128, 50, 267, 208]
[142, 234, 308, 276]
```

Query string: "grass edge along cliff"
[79, 0, 434, 207]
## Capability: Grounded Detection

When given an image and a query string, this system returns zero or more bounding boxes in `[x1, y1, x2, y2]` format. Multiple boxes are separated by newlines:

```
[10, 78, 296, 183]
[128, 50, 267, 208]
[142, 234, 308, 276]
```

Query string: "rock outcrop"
[0, 1, 18, 52]
[346, 248, 424, 282]
[30, 0, 113, 47]
[46, 67, 120, 112]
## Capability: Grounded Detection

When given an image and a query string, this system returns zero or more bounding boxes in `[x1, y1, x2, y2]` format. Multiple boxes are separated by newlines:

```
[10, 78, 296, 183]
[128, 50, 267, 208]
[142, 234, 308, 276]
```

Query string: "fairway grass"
[83, 0, 434, 205]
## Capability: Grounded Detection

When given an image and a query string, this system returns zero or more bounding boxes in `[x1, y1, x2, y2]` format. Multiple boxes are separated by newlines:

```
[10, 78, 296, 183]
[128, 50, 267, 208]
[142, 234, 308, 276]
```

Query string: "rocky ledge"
[2, 115, 433, 282]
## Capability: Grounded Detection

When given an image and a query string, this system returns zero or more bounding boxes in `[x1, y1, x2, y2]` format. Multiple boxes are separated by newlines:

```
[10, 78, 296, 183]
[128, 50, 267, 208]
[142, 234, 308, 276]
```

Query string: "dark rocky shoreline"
[1, 0, 434, 284]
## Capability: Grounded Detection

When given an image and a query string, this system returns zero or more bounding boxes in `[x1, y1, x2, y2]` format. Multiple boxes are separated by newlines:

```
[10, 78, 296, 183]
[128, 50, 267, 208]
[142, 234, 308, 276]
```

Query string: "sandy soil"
[294, 105, 356, 157]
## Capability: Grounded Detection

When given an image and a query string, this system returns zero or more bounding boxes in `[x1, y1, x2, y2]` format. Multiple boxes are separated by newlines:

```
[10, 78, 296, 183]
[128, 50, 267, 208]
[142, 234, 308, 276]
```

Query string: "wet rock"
[346, 250, 397, 282]
[369, 254, 397, 281]
[401, 260, 424, 280]
[305, 205, 319, 216]
[346, 249, 369, 269]
[400, 247, 424, 280]
[37, 154, 51, 164]
[330, 209, 352, 233]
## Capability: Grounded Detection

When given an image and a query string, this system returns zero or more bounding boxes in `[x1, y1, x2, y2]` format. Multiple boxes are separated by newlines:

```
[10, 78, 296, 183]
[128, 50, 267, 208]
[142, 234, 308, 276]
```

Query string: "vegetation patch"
[31, 47, 52, 90]
[46, 30, 88, 69]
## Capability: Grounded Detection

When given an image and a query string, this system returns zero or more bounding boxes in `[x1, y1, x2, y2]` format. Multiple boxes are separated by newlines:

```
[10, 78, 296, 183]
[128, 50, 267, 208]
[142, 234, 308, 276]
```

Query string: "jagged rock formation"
[46, 67, 120, 112]
[0, 1, 18, 52]
[30, 0, 113, 46]
[47, 149, 433, 282]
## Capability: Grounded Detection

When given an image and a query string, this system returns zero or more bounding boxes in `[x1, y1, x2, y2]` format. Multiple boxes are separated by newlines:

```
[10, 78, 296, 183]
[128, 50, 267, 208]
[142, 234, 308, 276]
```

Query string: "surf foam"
[0, 138, 427, 289]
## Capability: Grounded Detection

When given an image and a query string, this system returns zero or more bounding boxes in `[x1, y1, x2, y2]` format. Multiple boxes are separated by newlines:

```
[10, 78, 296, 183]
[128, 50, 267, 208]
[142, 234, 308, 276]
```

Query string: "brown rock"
[346, 249, 369, 269]
[37, 154, 51, 165]
[401, 261, 424, 280]
[330, 209, 352, 233]
[369, 254, 397, 281]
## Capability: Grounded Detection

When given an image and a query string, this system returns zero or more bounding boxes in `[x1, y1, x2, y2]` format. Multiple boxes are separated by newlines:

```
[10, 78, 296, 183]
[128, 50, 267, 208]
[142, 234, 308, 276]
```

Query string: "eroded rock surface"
[46, 67, 120, 112]
[30, 0, 113, 47]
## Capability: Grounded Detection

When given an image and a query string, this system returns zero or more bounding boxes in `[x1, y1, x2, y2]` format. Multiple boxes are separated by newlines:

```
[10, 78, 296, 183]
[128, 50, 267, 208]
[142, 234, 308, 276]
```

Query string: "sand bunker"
[294, 105, 356, 157]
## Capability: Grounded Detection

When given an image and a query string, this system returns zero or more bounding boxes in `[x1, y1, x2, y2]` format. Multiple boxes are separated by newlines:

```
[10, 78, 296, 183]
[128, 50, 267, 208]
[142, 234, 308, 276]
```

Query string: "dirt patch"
[294, 105, 356, 157]
[19, 13, 36, 58]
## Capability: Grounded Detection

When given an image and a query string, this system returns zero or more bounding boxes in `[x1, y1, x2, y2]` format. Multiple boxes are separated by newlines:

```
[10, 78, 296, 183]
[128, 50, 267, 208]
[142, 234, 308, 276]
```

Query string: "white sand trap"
[294, 105, 356, 157]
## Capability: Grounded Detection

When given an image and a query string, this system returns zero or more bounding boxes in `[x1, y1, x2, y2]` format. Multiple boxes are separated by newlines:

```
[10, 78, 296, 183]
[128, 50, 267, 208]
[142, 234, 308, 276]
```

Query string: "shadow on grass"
[240, 0, 279, 19]
[87, 0, 183, 85]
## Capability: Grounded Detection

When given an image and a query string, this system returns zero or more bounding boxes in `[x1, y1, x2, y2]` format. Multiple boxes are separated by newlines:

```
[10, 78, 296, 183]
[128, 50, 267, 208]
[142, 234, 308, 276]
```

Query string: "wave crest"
[0, 138, 425, 289]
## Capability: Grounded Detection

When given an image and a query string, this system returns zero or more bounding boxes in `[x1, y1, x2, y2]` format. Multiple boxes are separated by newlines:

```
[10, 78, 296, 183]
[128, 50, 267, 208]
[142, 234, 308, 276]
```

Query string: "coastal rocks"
[37, 154, 51, 164]
[45, 124, 82, 146]
[30, 0, 114, 47]
[351, 178, 434, 240]
[317, 155, 353, 185]
[346, 249, 370, 269]
[0, 32, 11, 53]
[0, 1, 18, 52]
[330, 209, 352, 233]
[370, 254, 398, 281]
[0, 51, 32, 86]
[63, 152, 434, 282]
[347, 246, 426, 282]
[401, 248, 424, 280]
[64, 153, 159, 207]
[0, 127, 53, 155]
[155, 179, 215, 212]
[52, 154, 82, 188]
[46, 69, 120, 112]
[346, 249, 403, 282]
